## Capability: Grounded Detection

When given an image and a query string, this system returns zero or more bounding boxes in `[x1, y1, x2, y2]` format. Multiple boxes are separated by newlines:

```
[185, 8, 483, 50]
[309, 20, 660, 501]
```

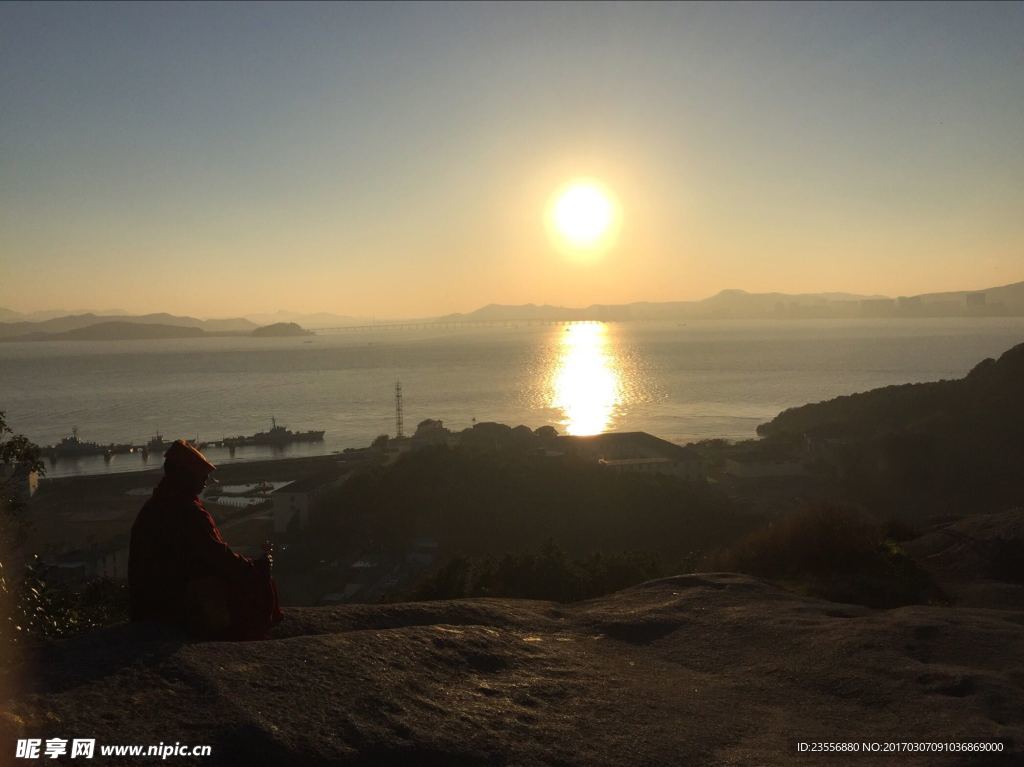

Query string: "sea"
[2, 317, 1023, 478]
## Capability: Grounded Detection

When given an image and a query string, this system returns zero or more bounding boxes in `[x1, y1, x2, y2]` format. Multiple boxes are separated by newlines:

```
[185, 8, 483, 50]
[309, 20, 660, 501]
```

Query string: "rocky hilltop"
[3, 574, 1021, 766]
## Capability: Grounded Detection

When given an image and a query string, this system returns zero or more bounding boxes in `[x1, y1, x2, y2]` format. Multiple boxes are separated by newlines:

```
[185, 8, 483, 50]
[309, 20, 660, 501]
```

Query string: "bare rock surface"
[906, 510, 1024, 609]
[4, 574, 1023, 765]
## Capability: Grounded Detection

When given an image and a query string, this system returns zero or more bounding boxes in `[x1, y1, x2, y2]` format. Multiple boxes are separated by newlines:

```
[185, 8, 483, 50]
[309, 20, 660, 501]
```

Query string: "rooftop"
[558, 431, 700, 461]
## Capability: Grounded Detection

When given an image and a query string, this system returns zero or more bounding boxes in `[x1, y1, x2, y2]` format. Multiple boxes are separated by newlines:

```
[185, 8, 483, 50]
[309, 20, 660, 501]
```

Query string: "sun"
[549, 180, 618, 251]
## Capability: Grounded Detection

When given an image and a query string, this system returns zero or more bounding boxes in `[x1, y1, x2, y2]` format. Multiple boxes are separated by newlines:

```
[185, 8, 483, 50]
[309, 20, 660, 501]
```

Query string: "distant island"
[251, 322, 314, 337]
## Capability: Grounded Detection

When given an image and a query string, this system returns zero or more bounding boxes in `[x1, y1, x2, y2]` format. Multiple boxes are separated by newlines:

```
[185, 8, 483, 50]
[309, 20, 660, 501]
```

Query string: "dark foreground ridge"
[4, 574, 1022, 766]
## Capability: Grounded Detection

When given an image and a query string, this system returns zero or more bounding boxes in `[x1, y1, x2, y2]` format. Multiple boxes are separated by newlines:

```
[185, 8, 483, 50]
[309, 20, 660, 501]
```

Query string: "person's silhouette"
[129, 440, 283, 639]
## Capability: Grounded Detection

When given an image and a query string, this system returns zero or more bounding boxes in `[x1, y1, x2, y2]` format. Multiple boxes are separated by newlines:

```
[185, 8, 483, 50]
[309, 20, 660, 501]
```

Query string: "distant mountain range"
[0, 312, 257, 340]
[0, 308, 364, 332]
[0, 315, 314, 343]
[437, 280, 1024, 322]
[242, 310, 364, 329]
[7, 322, 208, 342]
[438, 290, 886, 322]
[2, 280, 1022, 340]
[0, 307, 130, 322]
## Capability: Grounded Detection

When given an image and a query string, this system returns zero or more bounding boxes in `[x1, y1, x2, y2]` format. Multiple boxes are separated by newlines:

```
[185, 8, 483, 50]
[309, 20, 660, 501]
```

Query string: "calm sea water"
[2, 318, 1022, 478]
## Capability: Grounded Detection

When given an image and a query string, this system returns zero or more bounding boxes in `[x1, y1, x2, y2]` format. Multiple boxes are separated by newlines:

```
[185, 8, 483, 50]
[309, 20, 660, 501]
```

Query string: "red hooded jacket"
[129, 475, 283, 639]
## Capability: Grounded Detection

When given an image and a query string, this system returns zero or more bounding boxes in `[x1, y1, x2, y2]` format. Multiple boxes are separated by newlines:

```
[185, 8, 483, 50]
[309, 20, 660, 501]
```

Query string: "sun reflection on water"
[549, 322, 622, 435]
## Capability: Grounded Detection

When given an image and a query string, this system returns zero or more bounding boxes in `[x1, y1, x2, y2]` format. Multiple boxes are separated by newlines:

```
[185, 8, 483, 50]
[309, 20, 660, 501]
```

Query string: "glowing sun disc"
[551, 181, 616, 249]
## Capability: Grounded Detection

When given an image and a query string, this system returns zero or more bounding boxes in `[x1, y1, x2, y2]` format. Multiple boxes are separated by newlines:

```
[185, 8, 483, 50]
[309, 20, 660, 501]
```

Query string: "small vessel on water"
[221, 417, 325, 448]
[43, 427, 105, 458]
[146, 432, 167, 452]
[43, 427, 135, 460]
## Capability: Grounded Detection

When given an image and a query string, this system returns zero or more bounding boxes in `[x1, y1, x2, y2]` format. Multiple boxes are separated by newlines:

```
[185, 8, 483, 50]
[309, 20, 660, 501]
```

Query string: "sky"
[1, 1, 1022, 319]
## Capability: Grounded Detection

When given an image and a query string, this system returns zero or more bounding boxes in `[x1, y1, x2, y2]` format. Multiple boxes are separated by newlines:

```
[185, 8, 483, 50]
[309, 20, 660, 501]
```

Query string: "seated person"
[129, 439, 283, 640]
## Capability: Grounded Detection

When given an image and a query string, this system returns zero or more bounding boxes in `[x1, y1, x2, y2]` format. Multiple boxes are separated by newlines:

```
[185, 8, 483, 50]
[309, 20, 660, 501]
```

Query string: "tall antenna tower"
[395, 379, 404, 439]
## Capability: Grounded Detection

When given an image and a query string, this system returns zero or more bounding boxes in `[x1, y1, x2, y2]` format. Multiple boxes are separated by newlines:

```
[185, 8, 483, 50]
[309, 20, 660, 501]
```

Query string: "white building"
[272, 470, 346, 534]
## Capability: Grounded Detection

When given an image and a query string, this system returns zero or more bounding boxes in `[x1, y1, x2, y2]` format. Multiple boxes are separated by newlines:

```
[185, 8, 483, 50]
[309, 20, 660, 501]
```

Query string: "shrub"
[1, 556, 129, 650]
[708, 503, 942, 608]
[709, 504, 881, 579]
[410, 541, 663, 603]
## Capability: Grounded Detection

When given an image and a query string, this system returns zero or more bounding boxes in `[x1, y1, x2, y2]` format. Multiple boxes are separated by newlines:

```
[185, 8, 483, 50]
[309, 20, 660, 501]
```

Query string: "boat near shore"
[221, 418, 325, 448]
[145, 432, 167, 452]
[43, 428, 136, 460]
[43, 423, 324, 463]
[42, 428, 105, 459]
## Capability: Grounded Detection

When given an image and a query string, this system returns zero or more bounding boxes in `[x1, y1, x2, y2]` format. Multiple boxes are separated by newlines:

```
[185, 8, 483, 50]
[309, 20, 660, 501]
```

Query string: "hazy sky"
[2, 1, 1022, 318]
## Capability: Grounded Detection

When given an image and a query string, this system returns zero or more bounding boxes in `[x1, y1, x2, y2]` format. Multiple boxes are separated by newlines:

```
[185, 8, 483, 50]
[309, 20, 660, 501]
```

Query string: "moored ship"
[43, 428, 135, 459]
[221, 417, 325, 448]
[43, 428, 105, 458]
[146, 432, 167, 452]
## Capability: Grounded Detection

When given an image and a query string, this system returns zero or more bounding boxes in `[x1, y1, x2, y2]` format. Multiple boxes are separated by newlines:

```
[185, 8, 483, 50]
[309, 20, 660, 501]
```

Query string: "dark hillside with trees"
[757, 341, 1024, 515]
[305, 445, 751, 568]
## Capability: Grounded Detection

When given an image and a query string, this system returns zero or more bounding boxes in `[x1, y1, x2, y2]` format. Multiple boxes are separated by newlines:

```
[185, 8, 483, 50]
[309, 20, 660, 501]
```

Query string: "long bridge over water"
[316, 318, 625, 332]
